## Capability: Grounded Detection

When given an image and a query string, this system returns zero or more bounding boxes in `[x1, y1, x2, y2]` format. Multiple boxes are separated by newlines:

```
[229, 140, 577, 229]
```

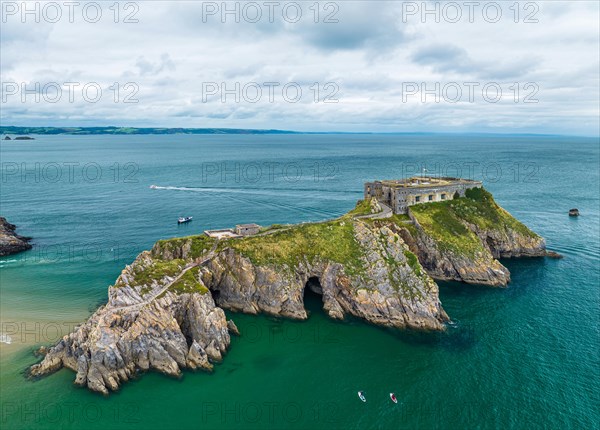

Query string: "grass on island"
[128, 258, 186, 288]
[164, 267, 208, 296]
[403, 187, 538, 257]
[225, 219, 366, 276]
[153, 235, 215, 260]
[346, 199, 374, 217]
[258, 224, 288, 234]
[409, 199, 483, 257]
[403, 249, 423, 278]
[453, 188, 538, 238]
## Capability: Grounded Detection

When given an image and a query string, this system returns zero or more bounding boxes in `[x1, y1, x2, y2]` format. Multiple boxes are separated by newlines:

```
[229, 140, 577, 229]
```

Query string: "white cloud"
[0, 0, 598, 135]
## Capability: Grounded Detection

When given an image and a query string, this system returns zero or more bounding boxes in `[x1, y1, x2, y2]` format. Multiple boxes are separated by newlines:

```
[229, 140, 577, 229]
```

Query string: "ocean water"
[0, 134, 598, 430]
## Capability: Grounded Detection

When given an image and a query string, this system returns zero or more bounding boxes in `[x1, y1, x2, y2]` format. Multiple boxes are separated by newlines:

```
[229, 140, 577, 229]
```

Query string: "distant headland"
[0, 126, 298, 136]
[1, 126, 584, 137]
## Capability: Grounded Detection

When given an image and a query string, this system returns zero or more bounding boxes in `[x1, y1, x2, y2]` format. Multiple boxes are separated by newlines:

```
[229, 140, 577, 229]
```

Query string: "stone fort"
[364, 176, 482, 214]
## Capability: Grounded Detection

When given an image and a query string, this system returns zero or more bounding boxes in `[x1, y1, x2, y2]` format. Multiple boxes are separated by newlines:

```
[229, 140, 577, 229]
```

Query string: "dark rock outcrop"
[0, 217, 32, 256]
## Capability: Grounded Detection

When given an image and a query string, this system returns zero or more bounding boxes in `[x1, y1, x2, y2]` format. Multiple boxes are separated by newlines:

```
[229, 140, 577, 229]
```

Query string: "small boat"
[390, 393, 398, 404]
[178, 216, 193, 224]
[150, 185, 158, 189]
[568, 208, 580, 217]
[358, 391, 366, 402]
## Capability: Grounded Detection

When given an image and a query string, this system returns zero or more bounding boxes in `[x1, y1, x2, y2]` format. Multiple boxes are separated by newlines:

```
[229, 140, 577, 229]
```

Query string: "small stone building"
[235, 223, 261, 236]
[364, 176, 482, 214]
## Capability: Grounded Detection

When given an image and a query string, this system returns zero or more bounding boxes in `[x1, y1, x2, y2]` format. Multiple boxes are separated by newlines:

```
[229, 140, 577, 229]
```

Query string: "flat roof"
[204, 229, 241, 239]
[236, 223, 261, 228]
[371, 176, 481, 189]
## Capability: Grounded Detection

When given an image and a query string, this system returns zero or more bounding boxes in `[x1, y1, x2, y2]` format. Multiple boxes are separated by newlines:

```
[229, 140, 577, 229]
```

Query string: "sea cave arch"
[303, 276, 325, 315]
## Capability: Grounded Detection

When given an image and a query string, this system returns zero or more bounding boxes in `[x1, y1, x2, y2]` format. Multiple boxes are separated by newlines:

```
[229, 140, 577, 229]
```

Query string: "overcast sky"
[1, 1, 599, 135]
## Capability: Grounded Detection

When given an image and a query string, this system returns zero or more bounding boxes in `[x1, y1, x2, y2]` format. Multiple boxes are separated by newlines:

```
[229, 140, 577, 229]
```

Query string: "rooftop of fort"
[371, 176, 482, 189]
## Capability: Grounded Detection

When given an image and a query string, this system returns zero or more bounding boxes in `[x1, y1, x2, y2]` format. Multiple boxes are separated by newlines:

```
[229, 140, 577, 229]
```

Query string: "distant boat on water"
[150, 185, 158, 189]
[178, 216, 193, 224]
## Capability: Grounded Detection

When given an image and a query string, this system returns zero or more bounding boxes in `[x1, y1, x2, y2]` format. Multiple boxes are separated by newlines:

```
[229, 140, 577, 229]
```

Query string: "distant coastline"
[1, 126, 594, 138]
[0, 126, 298, 136]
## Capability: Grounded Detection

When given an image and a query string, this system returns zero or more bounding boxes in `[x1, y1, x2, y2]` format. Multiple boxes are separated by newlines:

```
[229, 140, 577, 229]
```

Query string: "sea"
[0, 134, 598, 429]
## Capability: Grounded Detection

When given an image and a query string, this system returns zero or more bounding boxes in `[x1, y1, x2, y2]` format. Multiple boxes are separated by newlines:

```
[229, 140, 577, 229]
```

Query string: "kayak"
[390, 393, 398, 403]
[358, 391, 366, 402]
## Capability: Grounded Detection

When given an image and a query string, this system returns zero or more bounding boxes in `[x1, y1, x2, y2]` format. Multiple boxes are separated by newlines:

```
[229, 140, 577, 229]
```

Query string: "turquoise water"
[1, 134, 598, 429]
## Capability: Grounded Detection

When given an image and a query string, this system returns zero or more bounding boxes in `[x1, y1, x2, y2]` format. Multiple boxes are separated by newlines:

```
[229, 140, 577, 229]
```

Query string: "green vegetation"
[409, 200, 484, 257]
[346, 199, 373, 217]
[225, 220, 366, 276]
[153, 235, 215, 260]
[404, 187, 538, 257]
[391, 214, 411, 223]
[258, 224, 287, 234]
[403, 250, 422, 277]
[128, 259, 186, 288]
[458, 188, 538, 238]
[167, 267, 208, 295]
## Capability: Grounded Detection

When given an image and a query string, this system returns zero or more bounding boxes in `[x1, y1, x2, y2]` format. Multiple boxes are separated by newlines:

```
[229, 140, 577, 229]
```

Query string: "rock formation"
[29, 251, 230, 395]
[29, 187, 553, 393]
[0, 217, 32, 256]
[201, 221, 448, 330]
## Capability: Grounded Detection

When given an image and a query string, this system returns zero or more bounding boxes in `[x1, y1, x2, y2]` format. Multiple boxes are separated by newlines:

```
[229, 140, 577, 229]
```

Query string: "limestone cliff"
[29, 251, 231, 395]
[201, 221, 447, 330]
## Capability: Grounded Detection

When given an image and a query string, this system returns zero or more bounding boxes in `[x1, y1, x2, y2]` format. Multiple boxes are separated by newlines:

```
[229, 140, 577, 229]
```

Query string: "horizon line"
[0, 125, 598, 139]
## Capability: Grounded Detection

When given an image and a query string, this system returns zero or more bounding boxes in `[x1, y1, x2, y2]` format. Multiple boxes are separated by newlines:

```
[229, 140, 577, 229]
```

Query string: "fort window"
[441, 194, 446, 200]
[428, 195, 434, 201]
[415, 196, 420, 202]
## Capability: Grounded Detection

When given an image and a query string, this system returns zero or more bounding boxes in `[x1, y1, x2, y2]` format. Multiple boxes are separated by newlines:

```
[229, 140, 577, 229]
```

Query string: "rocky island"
[0, 217, 32, 256]
[29, 182, 553, 395]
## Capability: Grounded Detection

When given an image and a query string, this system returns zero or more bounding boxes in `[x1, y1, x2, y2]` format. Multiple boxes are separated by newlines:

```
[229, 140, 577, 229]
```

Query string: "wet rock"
[227, 320, 240, 336]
